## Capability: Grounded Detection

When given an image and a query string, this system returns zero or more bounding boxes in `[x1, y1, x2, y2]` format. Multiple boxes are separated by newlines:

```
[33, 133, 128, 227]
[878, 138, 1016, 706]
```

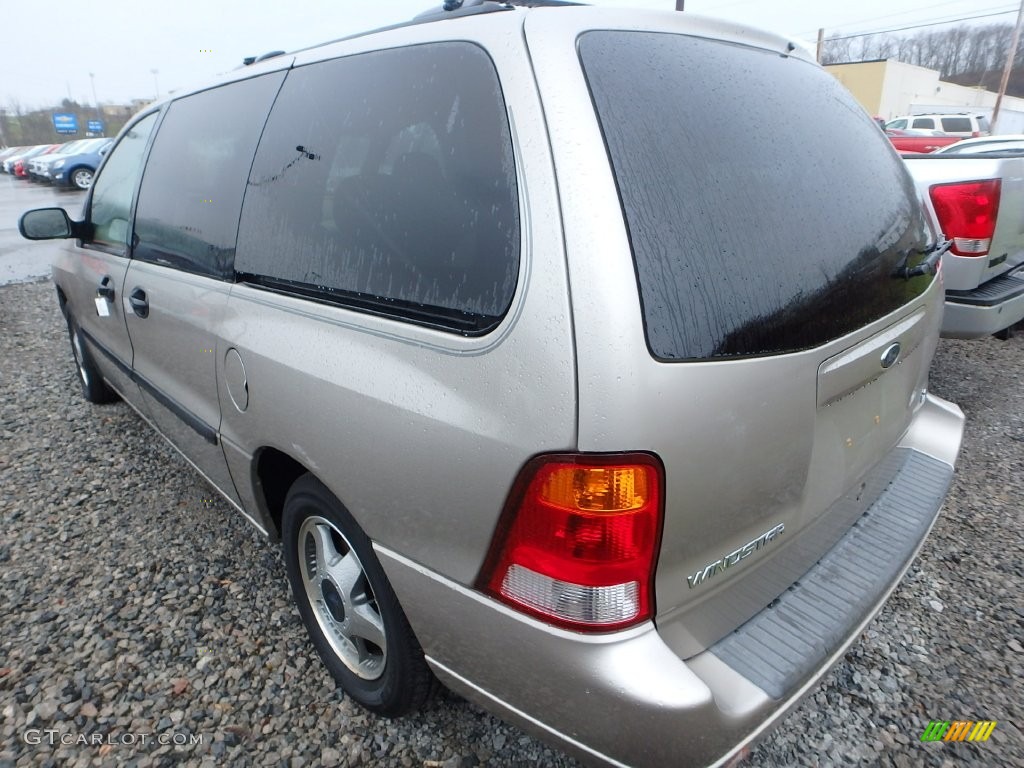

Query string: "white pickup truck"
[903, 154, 1024, 338]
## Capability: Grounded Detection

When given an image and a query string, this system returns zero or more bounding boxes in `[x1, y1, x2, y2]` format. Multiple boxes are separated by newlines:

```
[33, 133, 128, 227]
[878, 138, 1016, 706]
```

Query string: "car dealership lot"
[0, 176, 85, 286]
[0, 200, 1021, 764]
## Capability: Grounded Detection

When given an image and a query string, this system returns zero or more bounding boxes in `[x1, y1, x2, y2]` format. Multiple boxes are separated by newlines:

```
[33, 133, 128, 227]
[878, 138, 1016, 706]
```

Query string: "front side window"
[132, 73, 285, 278]
[887, 119, 907, 130]
[89, 112, 158, 250]
[236, 42, 519, 334]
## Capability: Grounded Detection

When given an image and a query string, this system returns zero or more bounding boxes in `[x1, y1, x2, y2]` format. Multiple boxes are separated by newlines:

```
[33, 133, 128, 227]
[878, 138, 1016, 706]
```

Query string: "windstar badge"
[686, 523, 786, 589]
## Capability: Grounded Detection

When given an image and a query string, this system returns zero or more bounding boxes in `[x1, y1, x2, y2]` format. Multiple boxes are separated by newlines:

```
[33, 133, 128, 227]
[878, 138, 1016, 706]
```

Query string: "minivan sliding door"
[123, 72, 285, 506]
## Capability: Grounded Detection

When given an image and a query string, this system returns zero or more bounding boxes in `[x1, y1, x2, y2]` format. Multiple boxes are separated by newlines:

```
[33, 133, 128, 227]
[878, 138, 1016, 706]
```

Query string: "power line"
[795, 1, 1014, 39]
[824, 9, 1018, 42]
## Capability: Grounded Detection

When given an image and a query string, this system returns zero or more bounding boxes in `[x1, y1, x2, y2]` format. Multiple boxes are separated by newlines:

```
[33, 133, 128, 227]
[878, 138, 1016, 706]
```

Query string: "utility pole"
[816, 28, 825, 63]
[675, 1, 684, 10]
[89, 72, 101, 128]
[993, 0, 1024, 131]
[151, 69, 160, 101]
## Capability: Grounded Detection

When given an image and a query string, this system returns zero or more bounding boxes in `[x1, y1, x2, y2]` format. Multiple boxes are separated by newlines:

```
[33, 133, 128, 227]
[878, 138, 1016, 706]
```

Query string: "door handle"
[96, 276, 115, 302]
[129, 287, 150, 319]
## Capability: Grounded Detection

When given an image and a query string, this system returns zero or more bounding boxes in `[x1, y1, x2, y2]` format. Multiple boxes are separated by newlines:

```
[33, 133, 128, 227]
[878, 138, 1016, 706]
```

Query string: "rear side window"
[133, 73, 285, 278]
[236, 42, 519, 334]
[940, 117, 971, 133]
[977, 115, 991, 133]
[579, 32, 932, 361]
[911, 118, 935, 129]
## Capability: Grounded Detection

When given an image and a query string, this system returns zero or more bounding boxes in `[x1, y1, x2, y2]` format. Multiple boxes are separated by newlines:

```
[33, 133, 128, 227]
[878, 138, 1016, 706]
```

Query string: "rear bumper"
[377, 393, 964, 768]
[942, 268, 1024, 339]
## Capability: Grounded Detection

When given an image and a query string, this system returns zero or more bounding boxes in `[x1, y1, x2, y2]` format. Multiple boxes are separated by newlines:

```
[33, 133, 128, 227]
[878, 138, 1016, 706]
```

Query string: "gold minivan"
[20, 3, 965, 765]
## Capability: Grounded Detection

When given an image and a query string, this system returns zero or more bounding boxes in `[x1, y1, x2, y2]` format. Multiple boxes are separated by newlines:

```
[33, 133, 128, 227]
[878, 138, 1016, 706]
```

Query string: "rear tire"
[282, 474, 436, 716]
[66, 314, 118, 404]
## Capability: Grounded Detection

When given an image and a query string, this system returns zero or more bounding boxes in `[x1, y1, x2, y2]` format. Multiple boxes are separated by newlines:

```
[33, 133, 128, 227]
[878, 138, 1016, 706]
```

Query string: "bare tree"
[821, 22, 1023, 89]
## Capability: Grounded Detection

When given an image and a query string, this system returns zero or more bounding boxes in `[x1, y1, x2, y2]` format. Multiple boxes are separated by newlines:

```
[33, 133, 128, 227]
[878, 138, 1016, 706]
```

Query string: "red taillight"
[929, 179, 1000, 257]
[478, 453, 663, 631]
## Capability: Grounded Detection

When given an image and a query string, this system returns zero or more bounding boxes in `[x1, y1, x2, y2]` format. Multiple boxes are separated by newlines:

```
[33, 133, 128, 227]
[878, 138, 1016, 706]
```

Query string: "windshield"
[939, 139, 1024, 155]
[55, 141, 85, 154]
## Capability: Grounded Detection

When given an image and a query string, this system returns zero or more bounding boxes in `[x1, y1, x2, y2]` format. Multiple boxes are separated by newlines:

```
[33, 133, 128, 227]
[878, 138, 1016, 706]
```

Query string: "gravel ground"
[1, 278, 1021, 768]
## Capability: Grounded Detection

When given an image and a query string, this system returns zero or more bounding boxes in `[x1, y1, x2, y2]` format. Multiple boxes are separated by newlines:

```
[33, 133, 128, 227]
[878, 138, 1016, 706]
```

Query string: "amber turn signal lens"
[539, 466, 648, 512]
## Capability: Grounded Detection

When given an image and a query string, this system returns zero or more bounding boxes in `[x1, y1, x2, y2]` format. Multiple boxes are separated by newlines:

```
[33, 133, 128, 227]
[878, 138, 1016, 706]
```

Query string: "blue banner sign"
[87, 120, 104, 133]
[53, 113, 78, 134]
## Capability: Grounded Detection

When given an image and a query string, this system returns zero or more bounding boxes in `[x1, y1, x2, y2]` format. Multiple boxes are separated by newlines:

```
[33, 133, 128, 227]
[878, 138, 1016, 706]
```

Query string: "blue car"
[46, 138, 113, 190]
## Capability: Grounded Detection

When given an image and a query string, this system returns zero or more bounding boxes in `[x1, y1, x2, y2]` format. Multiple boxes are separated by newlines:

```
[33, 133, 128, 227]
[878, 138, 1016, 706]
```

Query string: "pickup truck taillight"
[929, 179, 1001, 257]
[479, 453, 663, 632]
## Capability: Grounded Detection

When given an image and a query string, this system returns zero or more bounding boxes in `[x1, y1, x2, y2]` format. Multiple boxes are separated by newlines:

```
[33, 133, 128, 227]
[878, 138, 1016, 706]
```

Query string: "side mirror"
[99, 144, 111, 156]
[19, 208, 78, 240]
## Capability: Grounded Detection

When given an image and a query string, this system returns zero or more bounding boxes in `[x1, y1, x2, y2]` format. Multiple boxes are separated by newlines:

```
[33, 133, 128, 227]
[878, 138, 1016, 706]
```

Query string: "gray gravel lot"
[1, 278, 1021, 768]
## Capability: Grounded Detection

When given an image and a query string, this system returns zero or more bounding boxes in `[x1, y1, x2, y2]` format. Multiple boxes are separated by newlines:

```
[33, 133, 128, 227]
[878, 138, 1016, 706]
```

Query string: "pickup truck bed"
[903, 154, 1024, 338]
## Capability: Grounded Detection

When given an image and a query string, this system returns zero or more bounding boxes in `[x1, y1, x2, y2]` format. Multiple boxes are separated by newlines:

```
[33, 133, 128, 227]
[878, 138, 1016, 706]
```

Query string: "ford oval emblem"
[881, 342, 901, 369]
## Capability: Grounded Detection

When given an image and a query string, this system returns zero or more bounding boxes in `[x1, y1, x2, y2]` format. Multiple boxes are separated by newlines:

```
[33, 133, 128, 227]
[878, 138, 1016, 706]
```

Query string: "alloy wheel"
[297, 515, 387, 680]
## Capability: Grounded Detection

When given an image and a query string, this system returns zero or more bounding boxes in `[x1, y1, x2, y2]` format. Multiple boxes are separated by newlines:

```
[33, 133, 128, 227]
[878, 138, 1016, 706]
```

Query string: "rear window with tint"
[236, 42, 519, 334]
[579, 32, 933, 361]
[940, 117, 972, 133]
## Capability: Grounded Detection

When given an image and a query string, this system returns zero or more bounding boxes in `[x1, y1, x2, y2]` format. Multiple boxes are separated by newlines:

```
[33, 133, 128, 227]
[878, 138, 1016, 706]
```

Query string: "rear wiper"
[894, 239, 952, 279]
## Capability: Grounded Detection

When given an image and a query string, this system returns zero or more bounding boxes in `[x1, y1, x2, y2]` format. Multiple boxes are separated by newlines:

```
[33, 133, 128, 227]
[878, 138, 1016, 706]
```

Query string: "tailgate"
[647, 292, 943, 657]
[528, 14, 946, 657]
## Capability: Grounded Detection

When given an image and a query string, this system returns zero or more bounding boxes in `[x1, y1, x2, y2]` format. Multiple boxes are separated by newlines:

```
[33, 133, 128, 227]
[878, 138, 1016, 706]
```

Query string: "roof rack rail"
[242, 50, 287, 66]
[285, 0, 584, 64]
[414, 0, 583, 21]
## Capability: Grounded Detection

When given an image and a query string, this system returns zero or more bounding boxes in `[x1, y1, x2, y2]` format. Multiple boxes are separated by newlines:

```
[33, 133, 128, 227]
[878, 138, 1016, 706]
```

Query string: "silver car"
[19, 3, 964, 766]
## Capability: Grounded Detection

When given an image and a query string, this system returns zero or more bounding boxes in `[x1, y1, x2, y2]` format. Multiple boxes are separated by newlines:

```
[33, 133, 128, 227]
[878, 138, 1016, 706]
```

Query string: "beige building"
[825, 59, 1024, 133]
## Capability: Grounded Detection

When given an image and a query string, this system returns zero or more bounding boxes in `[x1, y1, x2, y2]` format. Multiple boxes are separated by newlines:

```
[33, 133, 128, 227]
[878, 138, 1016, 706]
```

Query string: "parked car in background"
[12, 144, 59, 178]
[887, 113, 990, 137]
[26, 139, 87, 182]
[18, 4, 965, 767]
[904, 152, 1024, 339]
[935, 134, 1024, 156]
[886, 128, 960, 154]
[0, 146, 29, 167]
[3, 144, 48, 174]
[47, 138, 112, 189]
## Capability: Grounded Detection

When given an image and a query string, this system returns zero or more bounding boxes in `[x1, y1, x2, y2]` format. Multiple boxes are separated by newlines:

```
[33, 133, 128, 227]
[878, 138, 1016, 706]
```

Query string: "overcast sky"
[0, 0, 1007, 110]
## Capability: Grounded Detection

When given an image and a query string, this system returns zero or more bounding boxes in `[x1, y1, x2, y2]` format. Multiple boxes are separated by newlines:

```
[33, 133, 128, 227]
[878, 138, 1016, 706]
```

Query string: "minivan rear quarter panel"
[219, 15, 577, 586]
